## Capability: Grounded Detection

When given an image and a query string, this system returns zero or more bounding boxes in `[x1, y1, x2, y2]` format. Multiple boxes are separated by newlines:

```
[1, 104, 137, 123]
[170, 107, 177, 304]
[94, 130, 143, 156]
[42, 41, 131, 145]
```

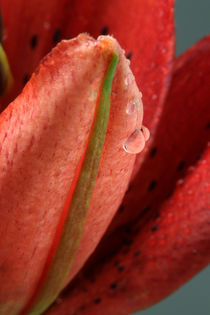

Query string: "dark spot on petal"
[125, 226, 132, 234]
[53, 29, 62, 43]
[118, 204, 125, 213]
[134, 250, 141, 256]
[79, 305, 86, 310]
[154, 212, 160, 219]
[166, 189, 174, 200]
[142, 205, 152, 215]
[177, 160, 186, 171]
[132, 226, 141, 235]
[195, 152, 203, 162]
[110, 282, 117, 289]
[100, 26, 109, 35]
[23, 74, 30, 85]
[126, 51, 132, 59]
[151, 224, 159, 232]
[94, 298, 101, 304]
[118, 265, 125, 272]
[89, 277, 96, 283]
[126, 183, 133, 194]
[149, 146, 157, 158]
[123, 238, 133, 246]
[205, 122, 210, 130]
[148, 180, 157, 191]
[30, 35, 38, 49]
[122, 247, 130, 254]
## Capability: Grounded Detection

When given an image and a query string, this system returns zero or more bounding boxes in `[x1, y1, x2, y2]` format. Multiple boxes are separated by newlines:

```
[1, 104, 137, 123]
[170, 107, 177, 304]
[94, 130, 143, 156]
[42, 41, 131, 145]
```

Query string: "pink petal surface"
[0, 34, 142, 314]
[47, 36, 210, 315]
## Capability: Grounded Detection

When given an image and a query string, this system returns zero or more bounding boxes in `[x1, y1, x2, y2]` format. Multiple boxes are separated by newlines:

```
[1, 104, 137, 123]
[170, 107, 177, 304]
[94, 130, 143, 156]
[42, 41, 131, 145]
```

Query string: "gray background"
[134, 0, 210, 314]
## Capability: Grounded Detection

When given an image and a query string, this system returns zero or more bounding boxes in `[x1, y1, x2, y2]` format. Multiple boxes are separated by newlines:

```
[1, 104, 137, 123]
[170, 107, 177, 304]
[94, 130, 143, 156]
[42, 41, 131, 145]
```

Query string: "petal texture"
[0, 0, 175, 129]
[47, 36, 210, 315]
[0, 34, 142, 314]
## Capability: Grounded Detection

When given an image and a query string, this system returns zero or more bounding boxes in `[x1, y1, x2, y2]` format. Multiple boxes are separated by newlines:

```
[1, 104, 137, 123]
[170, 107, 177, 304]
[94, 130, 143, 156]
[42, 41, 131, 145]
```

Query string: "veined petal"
[106, 35, 210, 233]
[0, 34, 143, 314]
[47, 36, 210, 315]
[0, 0, 175, 126]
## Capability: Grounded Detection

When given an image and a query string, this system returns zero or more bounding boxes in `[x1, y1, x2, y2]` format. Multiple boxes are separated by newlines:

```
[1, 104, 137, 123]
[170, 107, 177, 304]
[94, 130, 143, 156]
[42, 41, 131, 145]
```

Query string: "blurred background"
[134, 0, 210, 314]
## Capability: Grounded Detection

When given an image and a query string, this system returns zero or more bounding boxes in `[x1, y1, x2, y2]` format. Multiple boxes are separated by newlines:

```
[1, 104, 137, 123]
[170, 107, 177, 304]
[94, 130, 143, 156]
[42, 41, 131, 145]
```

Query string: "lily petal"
[107, 35, 210, 233]
[48, 146, 210, 315]
[0, 34, 142, 314]
[47, 36, 210, 315]
[0, 0, 175, 126]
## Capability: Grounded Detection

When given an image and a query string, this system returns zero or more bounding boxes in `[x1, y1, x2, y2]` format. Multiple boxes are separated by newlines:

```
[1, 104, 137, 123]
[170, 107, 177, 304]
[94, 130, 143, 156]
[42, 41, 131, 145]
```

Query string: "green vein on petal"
[27, 52, 119, 315]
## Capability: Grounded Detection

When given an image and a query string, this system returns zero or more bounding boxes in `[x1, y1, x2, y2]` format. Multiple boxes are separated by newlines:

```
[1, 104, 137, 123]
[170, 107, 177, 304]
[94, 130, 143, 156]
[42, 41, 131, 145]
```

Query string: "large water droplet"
[123, 129, 146, 154]
[126, 97, 141, 115]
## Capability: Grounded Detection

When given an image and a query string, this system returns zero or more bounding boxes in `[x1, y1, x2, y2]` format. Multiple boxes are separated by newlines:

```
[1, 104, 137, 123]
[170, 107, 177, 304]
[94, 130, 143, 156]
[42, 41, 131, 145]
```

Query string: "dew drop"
[123, 129, 146, 154]
[125, 73, 134, 86]
[177, 178, 184, 186]
[126, 97, 141, 115]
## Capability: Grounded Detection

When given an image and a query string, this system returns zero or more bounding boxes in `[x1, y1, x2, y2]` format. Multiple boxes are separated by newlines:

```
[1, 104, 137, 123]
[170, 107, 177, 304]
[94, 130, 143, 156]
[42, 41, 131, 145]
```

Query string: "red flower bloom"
[0, 1, 209, 314]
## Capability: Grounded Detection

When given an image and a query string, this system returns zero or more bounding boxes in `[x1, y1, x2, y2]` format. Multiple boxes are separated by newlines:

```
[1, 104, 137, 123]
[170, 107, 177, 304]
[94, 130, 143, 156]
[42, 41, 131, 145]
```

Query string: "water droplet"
[125, 73, 134, 86]
[126, 97, 141, 115]
[177, 178, 184, 186]
[89, 90, 97, 101]
[123, 129, 146, 154]
[141, 125, 150, 141]
[152, 94, 157, 100]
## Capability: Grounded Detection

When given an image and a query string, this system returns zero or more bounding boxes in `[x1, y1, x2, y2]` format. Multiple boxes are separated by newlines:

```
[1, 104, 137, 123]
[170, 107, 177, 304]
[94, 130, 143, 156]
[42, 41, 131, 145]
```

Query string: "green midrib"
[27, 52, 119, 315]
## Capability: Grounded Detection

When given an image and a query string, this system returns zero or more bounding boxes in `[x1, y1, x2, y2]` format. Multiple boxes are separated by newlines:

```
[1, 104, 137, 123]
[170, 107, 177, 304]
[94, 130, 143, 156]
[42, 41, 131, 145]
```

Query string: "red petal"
[0, 0, 175, 125]
[0, 35, 140, 313]
[47, 36, 210, 314]
[47, 145, 210, 315]
[107, 35, 210, 233]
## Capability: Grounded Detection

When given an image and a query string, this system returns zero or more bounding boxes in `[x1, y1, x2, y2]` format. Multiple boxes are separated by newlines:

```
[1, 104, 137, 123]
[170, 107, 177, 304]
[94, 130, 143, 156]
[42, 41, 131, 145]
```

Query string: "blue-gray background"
[134, 0, 210, 314]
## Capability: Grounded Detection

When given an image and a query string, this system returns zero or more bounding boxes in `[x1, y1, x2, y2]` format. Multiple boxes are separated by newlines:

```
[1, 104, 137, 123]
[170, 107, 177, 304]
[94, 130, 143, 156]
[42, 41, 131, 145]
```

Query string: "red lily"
[0, 1, 209, 315]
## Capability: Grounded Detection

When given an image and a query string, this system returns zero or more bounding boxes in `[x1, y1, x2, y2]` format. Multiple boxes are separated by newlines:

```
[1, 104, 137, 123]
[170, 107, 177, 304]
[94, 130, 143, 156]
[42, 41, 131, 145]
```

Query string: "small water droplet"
[177, 178, 184, 186]
[123, 129, 146, 154]
[125, 73, 134, 86]
[152, 94, 157, 100]
[89, 90, 97, 101]
[126, 97, 141, 115]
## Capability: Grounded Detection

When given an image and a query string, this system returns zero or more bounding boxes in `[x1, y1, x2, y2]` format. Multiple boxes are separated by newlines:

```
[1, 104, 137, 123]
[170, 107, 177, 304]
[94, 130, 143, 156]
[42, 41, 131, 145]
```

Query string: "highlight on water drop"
[126, 97, 142, 115]
[123, 128, 147, 154]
